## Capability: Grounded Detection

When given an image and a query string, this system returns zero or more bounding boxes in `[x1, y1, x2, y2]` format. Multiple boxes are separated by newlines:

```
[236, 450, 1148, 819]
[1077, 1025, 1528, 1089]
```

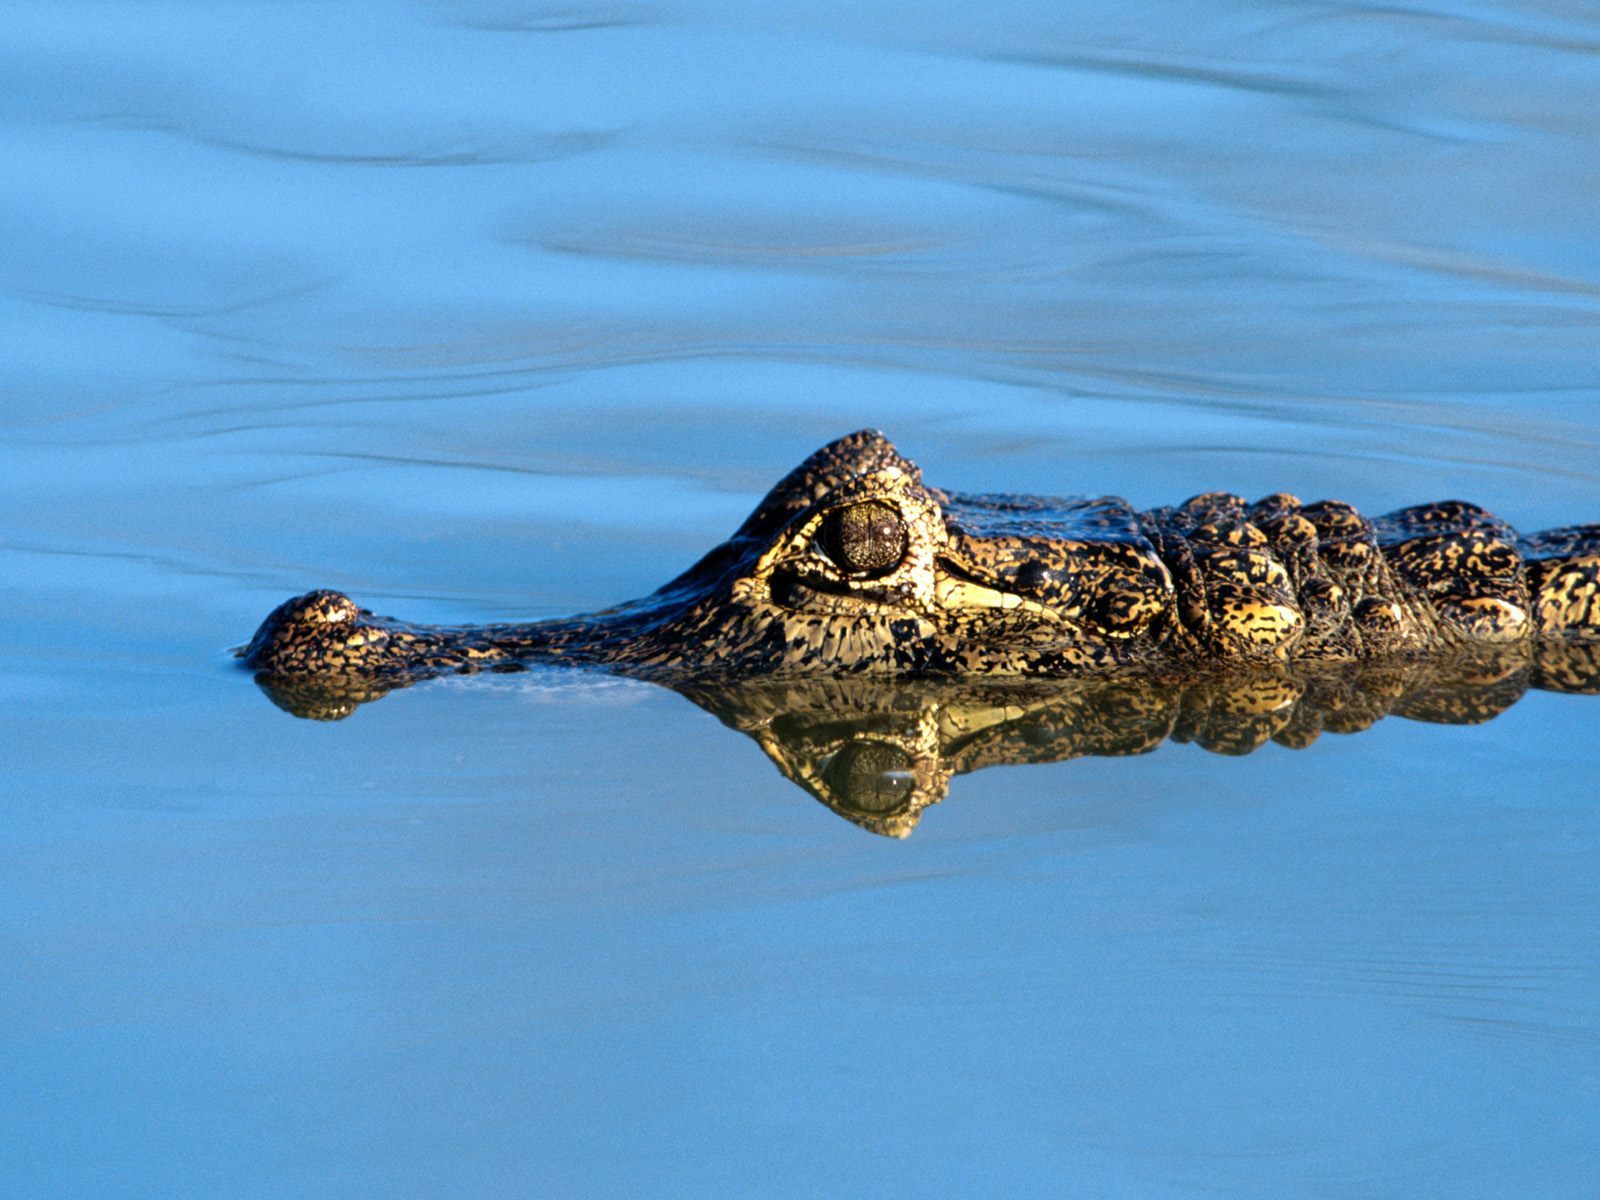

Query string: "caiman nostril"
[1013, 561, 1050, 592]
[298, 590, 359, 624]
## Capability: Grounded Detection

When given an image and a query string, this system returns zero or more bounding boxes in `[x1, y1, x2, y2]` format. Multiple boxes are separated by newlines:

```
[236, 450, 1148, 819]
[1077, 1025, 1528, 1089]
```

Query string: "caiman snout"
[242, 590, 373, 676]
[241, 587, 640, 680]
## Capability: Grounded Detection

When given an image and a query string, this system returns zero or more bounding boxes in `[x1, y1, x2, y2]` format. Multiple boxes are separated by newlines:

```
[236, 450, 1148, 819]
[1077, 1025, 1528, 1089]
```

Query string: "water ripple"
[85, 112, 620, 168]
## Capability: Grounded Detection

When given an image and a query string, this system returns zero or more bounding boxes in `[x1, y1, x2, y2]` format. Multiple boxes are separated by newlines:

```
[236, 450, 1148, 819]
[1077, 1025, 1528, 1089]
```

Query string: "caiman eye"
[820, 501, 907, 577]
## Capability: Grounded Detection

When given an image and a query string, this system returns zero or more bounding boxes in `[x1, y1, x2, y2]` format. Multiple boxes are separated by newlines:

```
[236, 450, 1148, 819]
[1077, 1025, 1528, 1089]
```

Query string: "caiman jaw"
[931, 563, 1066, 622]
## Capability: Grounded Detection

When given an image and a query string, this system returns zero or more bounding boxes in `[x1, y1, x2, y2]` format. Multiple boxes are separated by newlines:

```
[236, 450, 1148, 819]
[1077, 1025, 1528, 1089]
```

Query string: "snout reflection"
[255, 641, 1600, 837]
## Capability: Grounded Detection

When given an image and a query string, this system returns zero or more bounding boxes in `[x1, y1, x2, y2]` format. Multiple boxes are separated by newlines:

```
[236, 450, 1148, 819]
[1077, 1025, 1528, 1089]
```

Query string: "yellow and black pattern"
[676, 641, 1600, 836]
[242, 430, 1600, 688]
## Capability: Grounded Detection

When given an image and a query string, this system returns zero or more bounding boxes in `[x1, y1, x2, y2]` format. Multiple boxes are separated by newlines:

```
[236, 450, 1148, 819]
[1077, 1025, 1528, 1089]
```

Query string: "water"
[4, 1, 1599, 1195]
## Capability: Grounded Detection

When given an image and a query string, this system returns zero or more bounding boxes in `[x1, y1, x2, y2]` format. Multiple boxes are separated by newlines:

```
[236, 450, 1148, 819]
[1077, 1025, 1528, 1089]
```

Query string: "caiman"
[243, 429, 1600, 687]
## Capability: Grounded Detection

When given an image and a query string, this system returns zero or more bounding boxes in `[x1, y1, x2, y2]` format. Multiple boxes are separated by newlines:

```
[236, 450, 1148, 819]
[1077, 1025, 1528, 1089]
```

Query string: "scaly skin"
[255, 644, 1600, 830]
[243, 429, 1600, 686]
[679, 643, 1600, 836]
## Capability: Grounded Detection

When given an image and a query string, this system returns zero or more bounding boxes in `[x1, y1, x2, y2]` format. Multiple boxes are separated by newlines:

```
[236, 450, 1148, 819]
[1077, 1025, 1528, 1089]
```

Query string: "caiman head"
[243, 429, 1180, 690]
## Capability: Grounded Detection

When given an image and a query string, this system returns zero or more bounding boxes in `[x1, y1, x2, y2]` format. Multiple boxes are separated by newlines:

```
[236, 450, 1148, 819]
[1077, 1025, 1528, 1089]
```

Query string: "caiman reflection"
[257, 642, 1599, 837]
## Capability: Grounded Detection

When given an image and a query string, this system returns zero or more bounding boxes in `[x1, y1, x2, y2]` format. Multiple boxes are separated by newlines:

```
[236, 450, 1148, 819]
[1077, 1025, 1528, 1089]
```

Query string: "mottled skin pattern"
[244, 429, 1600, 688]
[255, 639, 1600, 828]
[685, 643, 1600, 836]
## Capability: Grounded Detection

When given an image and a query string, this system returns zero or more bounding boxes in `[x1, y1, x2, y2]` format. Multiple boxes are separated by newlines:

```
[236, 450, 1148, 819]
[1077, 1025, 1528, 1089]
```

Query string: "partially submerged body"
[244, 430, 1600, 687]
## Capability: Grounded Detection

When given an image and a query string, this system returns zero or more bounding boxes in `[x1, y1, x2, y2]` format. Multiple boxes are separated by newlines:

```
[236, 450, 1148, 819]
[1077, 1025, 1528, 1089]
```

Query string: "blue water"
[4, 2, 1599, 1195]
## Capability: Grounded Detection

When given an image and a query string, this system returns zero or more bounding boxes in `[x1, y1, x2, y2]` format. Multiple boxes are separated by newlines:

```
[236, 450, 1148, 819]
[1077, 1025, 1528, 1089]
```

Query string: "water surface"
[4, 1, 1598, 1196]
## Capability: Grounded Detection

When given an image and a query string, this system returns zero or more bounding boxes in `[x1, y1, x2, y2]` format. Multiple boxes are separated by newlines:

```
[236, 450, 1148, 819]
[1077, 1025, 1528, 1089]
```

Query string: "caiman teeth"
[934, 574, 1061, 620]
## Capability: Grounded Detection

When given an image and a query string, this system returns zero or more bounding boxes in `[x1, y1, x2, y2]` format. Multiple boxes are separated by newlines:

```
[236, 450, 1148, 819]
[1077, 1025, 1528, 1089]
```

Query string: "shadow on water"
[256, 640, 1600, 836]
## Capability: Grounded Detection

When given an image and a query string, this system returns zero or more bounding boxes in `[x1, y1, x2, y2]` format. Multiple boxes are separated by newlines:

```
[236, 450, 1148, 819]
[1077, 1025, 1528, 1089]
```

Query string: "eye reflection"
[821, 741, 916, 814]
[820, 501, 907, 576]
